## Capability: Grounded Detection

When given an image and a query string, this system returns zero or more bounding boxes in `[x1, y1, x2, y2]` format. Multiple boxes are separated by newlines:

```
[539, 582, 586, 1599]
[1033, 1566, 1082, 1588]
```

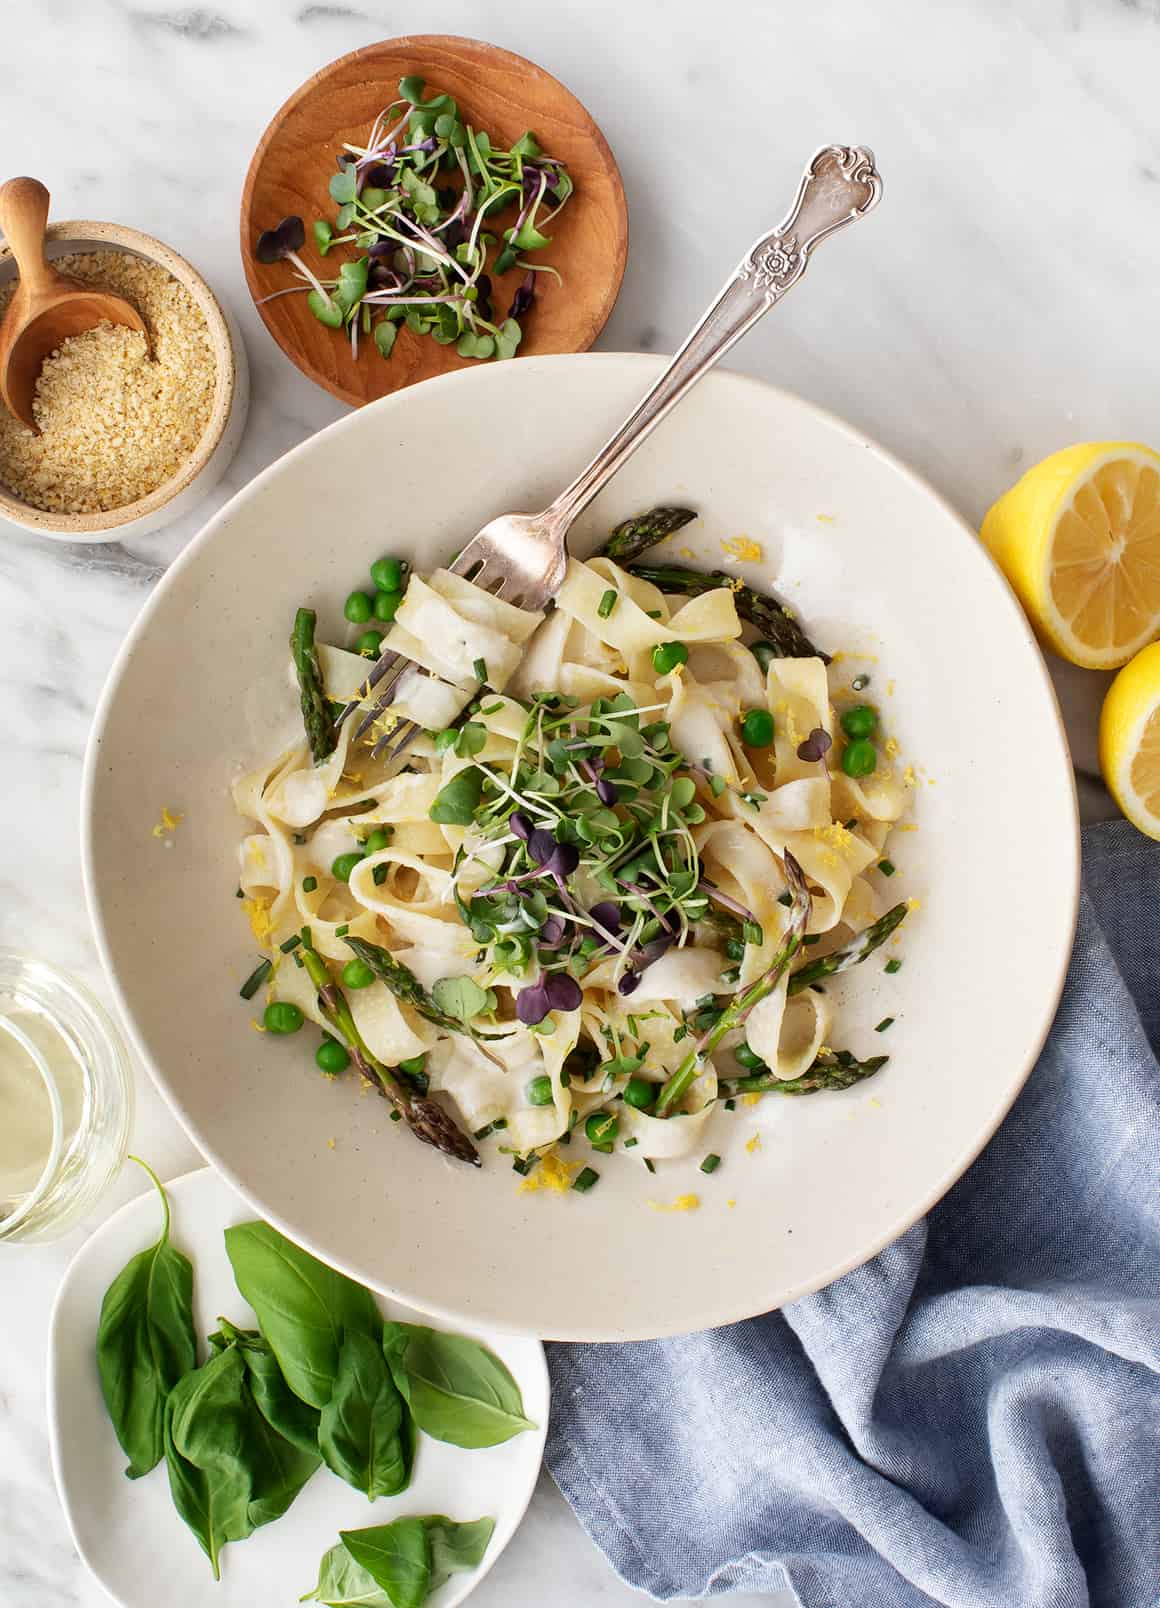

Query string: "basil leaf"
[425, 1516, 495, 1592]
[428, 767, 483, 824]
[318, 1329, 410, 1499]
[224, 1221, 380, 1408]
[209, 1319, 322, 1458]
[96, 1160, 196, 1479]
[300, 1541, 393, 1606]
[164, 1344, 320, 1579]
[381, 1322, 535, 1448]
[340, 1518, 430, 1608]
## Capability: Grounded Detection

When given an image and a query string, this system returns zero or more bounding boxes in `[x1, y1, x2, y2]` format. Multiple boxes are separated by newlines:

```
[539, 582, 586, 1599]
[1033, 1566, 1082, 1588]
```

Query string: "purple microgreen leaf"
[509, 810, 532, 842]
[528, 828, 558, 865]
[539, 916, 566, 948]
[797, 726, 833, 763]
[507, 270, 536, 321]
[617, 970, 641, 996]
[255, 215, 306, 264]
[544, 973, 582, 1012]
[589, 901, 621, 934]
[516, 982, 550, 1025]
[595, 778, 619, 806]
[547, 842, 580, 878]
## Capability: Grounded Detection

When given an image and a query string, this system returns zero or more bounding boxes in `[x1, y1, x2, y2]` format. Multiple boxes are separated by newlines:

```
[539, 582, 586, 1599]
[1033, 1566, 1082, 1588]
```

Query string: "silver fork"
[349, 144, 882, 761]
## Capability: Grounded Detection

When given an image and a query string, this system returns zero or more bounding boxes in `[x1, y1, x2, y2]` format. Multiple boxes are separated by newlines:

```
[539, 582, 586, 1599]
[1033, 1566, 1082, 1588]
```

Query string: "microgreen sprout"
[252, 76, 574, 366]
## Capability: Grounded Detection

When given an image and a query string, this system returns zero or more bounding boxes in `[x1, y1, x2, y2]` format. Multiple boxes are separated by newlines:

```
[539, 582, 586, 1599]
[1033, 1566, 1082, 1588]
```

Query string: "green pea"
[355, 629, 384, 657]
[623, 1077, 655, 1110]
[398, 1054, 427, 1075]
[363, 826, 392, 854]
[749, 641, 777, 672]
[316, 1038, 350, 1073]
[740, 707, 774, 748]
[370, 557, 404, 592]
[331, 851, 364, 882]
[344, 590, 373, 624]
[264, 1001, 304, 1035]
[526, 1074, 554, 1106]
[585, 1112, 619, 1145]
[734, 1041, 765, 1070]
[840, 704, 878, 739]
[651, 640, 689, 675]
[342, 959, 375, 989]
[842, 737, 878, 779]
[374, 590, 402, 622]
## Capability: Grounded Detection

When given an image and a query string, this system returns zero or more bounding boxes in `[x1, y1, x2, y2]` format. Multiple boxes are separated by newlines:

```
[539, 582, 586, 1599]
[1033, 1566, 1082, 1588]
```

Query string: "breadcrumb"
[0, 251, 216, 513]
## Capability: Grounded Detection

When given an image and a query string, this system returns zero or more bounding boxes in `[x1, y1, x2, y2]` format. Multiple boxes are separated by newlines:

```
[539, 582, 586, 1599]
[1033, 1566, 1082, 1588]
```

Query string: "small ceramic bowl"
[0, 221, 248, 542]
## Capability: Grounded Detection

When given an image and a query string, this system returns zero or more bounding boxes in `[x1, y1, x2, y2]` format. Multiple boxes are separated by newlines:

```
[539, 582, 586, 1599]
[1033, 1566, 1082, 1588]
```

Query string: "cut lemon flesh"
[1099, 640, 1160, 841]
[981, 442, 1160, 669]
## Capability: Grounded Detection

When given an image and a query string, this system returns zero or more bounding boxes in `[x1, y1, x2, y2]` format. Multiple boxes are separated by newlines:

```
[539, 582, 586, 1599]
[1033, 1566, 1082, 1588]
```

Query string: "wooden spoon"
[0, 177, 149, 433]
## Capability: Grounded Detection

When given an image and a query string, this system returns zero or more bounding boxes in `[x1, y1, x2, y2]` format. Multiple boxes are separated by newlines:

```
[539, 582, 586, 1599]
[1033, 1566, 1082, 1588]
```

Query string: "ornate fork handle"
[545, 145, 882, 533]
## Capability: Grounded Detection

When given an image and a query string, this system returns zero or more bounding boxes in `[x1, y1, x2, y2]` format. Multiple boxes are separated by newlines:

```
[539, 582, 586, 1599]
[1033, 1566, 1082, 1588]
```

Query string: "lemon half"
[1100, 641, 1160, 841]
[981, 442, 1160, 669]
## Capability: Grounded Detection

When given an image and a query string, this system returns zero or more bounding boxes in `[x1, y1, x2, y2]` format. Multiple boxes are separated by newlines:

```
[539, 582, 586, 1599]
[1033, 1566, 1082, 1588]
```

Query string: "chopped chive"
[700, 1153, 721, 1174]
[875, 1016, 895, 1033]
[302, 875, 318, 892]
[644, 1158, 656, 1174]
[473, 657, 488, 683]
[293, 952, 304, 968]
[512, 1155, 537, 1176]
[724, 1098, 736, 1111]
[878, 859, 896, 877]
[803, 934, 821, 946]
[778, 891, 793, 907]
[560, 1069, 571, 1087]
[292, 832, 307, 845]
[480, 700, 503, 715]
[572, 1166, 600, 1192]
[885, 957, 903, 974]
[373, 864, 388, 884]
[645, 609, 663, 619]
[597, 588, 618, 619]
[852, 673, 871, 690]
[389, 1109, 402, 1121]
[279, 935, 301, 954]
[743, 920, 764, 946]
[558, 1130, 572, 1145]
[844, 817, 859, 830]
[301, 925, 312, 949]
[473, 1121, 497, 1140]
[335, 923, 349, 937]
[239, 959, 272, 1000]
[235, 887, 244, 898]
[623, 1137, 639, 1148]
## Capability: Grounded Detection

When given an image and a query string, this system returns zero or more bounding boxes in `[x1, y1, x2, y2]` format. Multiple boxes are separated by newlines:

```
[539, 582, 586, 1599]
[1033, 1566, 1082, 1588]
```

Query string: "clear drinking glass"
[0, 951, 133, 1243]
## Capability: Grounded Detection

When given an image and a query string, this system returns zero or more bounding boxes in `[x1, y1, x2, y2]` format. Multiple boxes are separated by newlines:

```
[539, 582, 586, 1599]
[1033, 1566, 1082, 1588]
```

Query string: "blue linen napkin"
[546, 820, 1160, 1607]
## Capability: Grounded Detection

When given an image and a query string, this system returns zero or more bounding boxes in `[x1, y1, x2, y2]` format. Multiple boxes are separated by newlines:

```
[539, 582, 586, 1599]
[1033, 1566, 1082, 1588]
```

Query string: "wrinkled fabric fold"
[546, 820, 1160, 1607]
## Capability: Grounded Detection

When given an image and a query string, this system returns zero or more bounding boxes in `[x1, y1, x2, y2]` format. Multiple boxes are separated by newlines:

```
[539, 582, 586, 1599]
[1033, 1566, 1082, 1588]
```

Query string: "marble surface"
[0, 0, 1149, 1602]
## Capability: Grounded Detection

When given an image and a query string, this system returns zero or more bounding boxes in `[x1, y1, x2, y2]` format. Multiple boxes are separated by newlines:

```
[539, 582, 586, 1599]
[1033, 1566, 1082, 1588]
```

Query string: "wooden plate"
[240, 36, 628, 407]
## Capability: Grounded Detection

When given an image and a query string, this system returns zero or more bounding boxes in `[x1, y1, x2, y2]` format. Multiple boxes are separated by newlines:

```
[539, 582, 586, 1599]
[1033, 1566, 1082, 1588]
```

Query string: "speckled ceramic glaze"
[82, 355, 1079, 1340]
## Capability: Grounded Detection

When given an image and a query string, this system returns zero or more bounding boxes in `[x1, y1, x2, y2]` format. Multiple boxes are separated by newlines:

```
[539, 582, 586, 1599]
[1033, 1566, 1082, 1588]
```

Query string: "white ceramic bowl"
[0, 221, 248, 541]
[83, 355, 1079, 1341]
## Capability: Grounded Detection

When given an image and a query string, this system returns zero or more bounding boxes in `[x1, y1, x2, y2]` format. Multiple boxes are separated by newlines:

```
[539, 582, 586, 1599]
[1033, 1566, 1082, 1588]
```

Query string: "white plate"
[48, 1167, 548, 1608]
[82, 354, 1079, 1341]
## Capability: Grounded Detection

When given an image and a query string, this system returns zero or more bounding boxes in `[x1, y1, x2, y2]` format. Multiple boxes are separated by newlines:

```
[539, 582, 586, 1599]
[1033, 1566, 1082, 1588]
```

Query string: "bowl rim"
[81, 353, 1081, 1338]
[239, 32, 629, 408]
[0, 219, 238, 539]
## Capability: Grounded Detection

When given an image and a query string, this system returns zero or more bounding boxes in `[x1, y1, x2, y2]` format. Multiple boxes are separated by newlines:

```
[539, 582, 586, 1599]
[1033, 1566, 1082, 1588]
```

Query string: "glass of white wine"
[0, 952, 133, 1243]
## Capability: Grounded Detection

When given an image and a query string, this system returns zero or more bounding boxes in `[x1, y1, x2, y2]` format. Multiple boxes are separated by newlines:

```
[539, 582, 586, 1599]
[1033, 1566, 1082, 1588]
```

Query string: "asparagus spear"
[787, 902, 909, 995]
[625, 563, 826, 661]
[291, 607, 337, 765]
[654, 852, 811, 1117]
[300, 943, 479, 1167]
[725, 1052, 888, 1097]
[599, 507, 698, 564]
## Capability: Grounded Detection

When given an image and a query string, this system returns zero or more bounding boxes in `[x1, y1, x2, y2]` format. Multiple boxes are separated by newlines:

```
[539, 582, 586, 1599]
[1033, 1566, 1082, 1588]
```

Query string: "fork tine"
[372, 717, 420, 764]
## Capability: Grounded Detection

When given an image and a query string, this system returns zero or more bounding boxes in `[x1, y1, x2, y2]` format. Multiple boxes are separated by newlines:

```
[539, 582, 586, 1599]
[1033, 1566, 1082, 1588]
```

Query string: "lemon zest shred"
[742, 1092, 762, 1107]
[517, 1149, 578, 1194]
[647, 1194, 701, 1213]
[884, 737, 900, 759]
[250, 1018, 267, 1033]
[745, 1132, 762, 1153]
[720, 535, 763, 564]
[152, 806, 184, 838]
